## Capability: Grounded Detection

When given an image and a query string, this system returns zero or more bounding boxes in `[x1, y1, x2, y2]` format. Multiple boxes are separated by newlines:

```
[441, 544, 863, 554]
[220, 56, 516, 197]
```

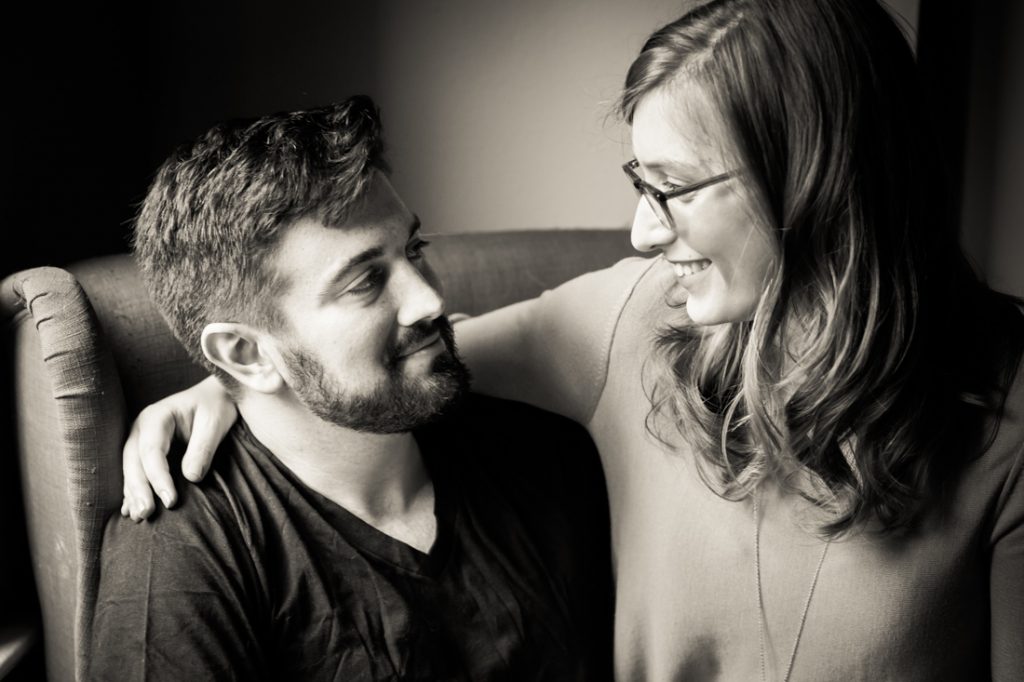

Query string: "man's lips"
[396, 331, 442, 359]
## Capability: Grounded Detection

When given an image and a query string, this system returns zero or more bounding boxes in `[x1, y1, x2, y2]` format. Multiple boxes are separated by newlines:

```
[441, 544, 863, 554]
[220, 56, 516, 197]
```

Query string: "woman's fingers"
[181, 399, 236, 482]
[120, 376, 237, 521]
[122, 416, 157, 522]
[137, 404, 180, 510]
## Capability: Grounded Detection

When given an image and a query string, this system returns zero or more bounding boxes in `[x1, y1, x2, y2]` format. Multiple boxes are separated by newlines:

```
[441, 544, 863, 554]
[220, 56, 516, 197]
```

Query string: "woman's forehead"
[630, 82, 733, 175]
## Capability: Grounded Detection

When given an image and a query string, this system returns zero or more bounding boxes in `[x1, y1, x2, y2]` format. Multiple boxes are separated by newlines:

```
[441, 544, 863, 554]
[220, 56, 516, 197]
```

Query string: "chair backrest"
[1, 228, 634, 681]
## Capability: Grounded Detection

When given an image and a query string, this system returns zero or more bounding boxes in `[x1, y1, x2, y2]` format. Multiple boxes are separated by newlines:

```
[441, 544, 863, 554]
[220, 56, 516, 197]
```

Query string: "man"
[89, 97, 611, 680]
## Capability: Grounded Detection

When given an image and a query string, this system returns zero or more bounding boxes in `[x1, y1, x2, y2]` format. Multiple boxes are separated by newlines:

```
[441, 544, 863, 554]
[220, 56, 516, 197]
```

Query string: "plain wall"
[373, 0, 697, 234]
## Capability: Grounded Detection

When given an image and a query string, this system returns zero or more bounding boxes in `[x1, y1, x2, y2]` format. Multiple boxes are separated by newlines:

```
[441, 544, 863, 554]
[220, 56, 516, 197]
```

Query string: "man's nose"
[395, 264, 445, 328]
[630, 198, 677, 253]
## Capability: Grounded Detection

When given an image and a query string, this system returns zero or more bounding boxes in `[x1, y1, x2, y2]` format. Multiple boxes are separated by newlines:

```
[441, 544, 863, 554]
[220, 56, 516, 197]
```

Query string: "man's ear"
[201, 323, 285, 394]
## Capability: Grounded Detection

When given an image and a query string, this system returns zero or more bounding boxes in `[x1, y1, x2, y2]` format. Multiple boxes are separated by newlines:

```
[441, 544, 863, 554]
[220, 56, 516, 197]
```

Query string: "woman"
[123, 0, 1023, 678]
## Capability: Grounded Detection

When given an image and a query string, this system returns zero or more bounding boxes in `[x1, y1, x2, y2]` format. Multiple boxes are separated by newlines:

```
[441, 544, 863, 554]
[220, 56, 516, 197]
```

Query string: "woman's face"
[630, 84, 775, 326]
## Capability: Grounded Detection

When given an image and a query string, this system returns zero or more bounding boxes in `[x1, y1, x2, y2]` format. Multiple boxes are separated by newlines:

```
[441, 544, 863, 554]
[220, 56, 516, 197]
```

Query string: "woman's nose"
[630, 198, 677, 253]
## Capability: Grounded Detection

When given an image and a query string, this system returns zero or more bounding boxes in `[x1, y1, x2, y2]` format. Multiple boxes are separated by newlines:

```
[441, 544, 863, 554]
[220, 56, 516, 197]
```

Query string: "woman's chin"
[685, 295, 756, 327]
[685, 302, 719, 326]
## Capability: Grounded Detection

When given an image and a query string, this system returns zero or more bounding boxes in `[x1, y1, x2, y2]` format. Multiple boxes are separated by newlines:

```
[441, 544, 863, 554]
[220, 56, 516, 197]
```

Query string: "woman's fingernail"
[158, 489, 174, 507]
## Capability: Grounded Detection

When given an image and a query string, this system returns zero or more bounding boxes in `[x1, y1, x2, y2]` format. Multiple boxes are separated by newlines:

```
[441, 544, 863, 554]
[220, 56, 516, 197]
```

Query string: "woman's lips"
[670, 259, 712, 278]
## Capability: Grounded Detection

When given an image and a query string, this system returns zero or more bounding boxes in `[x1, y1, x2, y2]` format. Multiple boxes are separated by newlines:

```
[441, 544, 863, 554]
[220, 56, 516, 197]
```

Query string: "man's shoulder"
[102, 428, 264, 568]
[90, 430, 273, 681]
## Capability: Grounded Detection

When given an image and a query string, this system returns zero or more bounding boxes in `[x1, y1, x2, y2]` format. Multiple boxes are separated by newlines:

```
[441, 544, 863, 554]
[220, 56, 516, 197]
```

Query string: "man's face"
[267, 174, 469, 433]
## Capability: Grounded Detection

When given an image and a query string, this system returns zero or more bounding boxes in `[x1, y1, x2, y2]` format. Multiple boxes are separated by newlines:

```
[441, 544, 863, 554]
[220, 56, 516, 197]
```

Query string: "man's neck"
[238, 394, 437, 553]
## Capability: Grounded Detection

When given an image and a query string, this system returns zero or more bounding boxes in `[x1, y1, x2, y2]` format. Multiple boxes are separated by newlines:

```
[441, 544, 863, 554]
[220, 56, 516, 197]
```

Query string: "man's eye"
[347, 267, 386, 295]
[407, 239, 431, 261]
[662, 181, 683, 192]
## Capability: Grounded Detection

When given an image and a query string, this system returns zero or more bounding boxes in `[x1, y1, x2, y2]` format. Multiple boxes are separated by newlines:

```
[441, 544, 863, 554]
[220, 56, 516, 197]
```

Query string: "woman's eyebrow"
[641, 157, 706, 180]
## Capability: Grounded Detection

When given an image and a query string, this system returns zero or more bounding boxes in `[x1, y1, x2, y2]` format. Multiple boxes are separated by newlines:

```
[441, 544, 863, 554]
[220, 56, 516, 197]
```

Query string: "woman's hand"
[121, 375, 238, 521]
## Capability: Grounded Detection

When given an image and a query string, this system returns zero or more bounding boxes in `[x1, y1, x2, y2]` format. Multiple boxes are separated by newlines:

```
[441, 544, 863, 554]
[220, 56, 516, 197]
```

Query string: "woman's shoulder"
[543, 255, 662, 312]
[530, 256, 664, 420]
[529, 255, 665, 372]
[592, 255, 686, 359]
[546, 255, 676, 337]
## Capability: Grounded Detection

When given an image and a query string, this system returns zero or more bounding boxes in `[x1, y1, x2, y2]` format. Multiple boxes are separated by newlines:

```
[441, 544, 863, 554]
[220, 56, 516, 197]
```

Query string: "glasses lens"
[624, 161, 674, 229]
[642, 192, 672, 229]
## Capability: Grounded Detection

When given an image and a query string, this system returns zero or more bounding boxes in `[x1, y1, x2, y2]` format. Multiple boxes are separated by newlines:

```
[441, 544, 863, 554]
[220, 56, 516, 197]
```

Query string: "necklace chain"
[753, 492, 831, 682]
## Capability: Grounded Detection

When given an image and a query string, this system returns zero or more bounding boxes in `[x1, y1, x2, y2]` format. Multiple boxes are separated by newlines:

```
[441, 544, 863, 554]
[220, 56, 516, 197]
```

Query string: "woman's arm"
[456, 281, 620, 424]
[121, 300, 589, 520]
[121, 256, 652, 518]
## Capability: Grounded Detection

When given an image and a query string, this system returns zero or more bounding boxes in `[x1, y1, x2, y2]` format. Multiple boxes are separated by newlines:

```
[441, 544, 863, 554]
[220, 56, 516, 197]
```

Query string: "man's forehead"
[341, 172, 413, 226]
[276, 217, 412, 273]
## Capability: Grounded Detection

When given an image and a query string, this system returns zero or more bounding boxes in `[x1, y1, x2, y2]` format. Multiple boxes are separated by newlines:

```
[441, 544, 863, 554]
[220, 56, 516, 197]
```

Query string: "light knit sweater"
[458, 256, 1024, 681]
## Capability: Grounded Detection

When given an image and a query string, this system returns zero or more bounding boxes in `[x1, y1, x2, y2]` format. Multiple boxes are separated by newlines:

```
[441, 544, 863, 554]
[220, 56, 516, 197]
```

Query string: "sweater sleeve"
[455, 257, 658, 425]
[990, 439, 1024, 680]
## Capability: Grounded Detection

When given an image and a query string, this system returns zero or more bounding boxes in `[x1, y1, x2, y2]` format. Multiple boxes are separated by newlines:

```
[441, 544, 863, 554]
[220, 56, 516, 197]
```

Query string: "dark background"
[2, 1, 381, 277]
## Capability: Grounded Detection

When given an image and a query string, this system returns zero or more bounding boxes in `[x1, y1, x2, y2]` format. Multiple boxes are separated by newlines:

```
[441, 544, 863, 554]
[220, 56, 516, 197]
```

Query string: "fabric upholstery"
[2, 268, 126, 682]
[1, 228, 633, 680]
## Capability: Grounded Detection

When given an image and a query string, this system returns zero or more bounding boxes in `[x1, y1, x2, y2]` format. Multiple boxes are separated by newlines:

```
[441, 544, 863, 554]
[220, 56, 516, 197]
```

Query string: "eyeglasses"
[622, 158, 734, 229]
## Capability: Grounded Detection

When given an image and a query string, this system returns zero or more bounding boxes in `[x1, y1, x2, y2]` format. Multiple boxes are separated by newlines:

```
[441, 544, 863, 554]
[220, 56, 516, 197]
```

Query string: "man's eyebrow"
[318, 215, 424, 301]
[318, 245, 385, 301]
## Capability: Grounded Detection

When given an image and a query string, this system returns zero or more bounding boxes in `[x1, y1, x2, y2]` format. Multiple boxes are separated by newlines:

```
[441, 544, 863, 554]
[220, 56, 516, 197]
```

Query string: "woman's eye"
[665, 181, 702, 203]
[347, 267, 386, 295]
[407, 239, 431, 261]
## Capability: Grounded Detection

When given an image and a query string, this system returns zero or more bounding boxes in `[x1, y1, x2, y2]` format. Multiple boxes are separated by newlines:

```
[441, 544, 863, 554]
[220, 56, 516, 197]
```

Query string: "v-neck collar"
[235, 419, 459, 577]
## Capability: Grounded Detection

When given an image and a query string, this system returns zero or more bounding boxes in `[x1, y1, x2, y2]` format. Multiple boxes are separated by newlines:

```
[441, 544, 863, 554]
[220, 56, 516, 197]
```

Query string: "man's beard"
[281, 316, 470, 434]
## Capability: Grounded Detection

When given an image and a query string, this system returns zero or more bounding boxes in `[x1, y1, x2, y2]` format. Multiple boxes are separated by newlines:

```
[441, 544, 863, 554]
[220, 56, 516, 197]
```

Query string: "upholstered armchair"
[1, 229, 632, 680]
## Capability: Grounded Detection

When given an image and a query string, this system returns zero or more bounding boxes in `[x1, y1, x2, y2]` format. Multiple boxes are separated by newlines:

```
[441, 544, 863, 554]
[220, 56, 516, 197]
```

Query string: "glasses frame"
[622, 158, 734, 229]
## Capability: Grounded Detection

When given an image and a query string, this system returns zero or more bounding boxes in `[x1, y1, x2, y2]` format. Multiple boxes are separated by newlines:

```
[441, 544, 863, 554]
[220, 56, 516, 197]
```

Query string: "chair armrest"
[2, 267, 127, 682]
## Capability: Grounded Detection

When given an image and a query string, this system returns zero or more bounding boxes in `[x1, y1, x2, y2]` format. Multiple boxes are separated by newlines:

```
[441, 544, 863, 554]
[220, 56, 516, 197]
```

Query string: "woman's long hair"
[620, 0, 1023, 536]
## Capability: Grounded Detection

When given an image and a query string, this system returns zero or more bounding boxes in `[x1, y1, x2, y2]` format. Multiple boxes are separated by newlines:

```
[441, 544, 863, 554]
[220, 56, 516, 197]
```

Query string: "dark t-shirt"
[88, 396, 613, 681]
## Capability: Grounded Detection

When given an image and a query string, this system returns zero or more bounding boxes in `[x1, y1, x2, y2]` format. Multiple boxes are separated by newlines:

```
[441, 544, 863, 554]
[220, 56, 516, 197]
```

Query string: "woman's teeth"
[673, 260, 711, 277]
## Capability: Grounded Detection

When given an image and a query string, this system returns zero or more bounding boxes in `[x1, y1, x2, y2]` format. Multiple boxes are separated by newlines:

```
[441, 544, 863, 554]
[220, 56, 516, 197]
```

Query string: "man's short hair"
[133, 96, 389, 389]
